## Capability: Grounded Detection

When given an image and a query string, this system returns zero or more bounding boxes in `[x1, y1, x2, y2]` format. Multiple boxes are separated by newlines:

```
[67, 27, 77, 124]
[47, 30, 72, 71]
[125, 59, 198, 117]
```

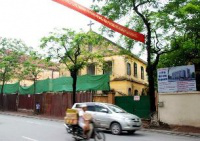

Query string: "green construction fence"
[0, 74, 110, 95]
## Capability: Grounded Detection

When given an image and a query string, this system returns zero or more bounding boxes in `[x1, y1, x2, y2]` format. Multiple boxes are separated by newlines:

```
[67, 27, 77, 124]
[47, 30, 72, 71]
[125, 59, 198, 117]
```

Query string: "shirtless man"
[78, 104, 93, 138]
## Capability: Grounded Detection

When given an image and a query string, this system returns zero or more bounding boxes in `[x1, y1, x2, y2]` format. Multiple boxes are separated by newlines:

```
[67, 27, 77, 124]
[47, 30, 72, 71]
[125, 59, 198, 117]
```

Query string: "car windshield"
[107, 105, 127, 113]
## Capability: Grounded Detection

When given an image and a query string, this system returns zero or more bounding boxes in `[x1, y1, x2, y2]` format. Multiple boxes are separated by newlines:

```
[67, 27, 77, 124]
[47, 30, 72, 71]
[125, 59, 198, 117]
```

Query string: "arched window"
[128, 88, 132, 96]
[134, 90, 138, 96]
[141, 88, 146, 96]
[103, 61, 112, 75]
[87, 64, 95, 75]
[134, 62, 137, 77]
[127, 63, 131, 75]
[141, 66, 144, 79]
[88, 44, 92, 52]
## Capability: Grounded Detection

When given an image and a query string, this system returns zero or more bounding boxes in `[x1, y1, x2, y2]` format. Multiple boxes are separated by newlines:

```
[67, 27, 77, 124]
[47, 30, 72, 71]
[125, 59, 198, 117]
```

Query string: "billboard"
[157, 65, 196, 93]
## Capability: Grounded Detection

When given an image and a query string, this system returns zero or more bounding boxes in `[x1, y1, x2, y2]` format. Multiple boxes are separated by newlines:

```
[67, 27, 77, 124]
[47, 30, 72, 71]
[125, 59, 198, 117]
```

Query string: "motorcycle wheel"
[94, 131, 105, 141]
[66, 128, 71, 133]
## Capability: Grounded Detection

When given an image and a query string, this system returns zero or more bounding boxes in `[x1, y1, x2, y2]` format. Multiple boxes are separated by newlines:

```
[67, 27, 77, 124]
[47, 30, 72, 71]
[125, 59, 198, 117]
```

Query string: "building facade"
[19, 68, 60, 86]
[6, 62, 60, 86]
[60, 33, 148, 96]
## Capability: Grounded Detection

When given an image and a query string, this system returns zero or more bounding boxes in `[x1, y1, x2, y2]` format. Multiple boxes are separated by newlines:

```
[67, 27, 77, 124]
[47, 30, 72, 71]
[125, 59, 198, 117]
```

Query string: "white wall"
[158, 92, 200, 127]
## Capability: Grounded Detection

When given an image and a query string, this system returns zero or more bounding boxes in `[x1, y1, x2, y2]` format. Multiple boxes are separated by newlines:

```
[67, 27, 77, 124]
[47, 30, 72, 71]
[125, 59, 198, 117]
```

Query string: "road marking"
[22, 136, 38, 141]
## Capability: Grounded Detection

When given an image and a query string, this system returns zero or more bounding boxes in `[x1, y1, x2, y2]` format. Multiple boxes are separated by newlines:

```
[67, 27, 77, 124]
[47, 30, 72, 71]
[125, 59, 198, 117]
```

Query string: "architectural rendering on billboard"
[157, 65, 196, 93]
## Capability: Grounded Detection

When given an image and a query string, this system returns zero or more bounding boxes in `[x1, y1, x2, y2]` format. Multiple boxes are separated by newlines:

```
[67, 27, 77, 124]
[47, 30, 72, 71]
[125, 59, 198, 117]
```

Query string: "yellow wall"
[159, 92, 200, 127]
[110, 80, 147, 96]
[59, 37, 148, 96]
[103, 55, 147, 82]
[37, 69, 60, 80]
[59, 55, 148, 96]
[104, 55, 148, 96]
[6, 69, 60, 86]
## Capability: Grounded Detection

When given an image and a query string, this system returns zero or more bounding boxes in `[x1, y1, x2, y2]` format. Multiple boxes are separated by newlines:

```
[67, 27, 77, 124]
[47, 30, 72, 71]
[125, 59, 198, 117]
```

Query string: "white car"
[72, 102, 142, 135]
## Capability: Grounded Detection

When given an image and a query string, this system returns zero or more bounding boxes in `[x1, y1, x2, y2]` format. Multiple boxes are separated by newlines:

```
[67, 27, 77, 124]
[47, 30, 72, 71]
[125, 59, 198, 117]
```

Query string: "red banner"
[53, 0, 145, 43]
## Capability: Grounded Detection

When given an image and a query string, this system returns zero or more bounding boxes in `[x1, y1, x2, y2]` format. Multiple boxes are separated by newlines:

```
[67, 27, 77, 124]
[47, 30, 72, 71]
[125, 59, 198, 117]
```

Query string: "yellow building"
[19, 67, 60, 86]
[7, 62, 60, 86]
[60, 33, 148, 96]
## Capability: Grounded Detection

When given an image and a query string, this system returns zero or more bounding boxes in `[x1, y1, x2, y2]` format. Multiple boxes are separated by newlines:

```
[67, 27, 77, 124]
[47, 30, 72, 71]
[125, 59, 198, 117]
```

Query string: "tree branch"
[151, 48, 160, 54]
[63, 62, 70, 70]
[67, 53, 75, 64]
[152, 53, 160, 70]
[56, 48, 71, 64]
[75, 44, 81, 57]
[135, 0, 150, 9]
[154, 30, 161, 51]
[132, 0, 151, 44]
[63, 44, 68, 52]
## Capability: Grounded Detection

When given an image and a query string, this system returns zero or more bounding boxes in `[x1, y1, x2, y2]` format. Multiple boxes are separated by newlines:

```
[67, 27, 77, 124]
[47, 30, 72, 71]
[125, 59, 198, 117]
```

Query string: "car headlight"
[124, 118, 132, 122]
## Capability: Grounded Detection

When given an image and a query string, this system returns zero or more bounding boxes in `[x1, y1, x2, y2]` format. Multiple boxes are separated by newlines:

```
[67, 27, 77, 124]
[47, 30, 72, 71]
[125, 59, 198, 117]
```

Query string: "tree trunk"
[0, 91, 3, 110]
[0, 70, 6, 110]
[71, 70, 77, 105]
[34, 78, 36, 95]
[33, 78, 36, 113]
[147, 66, 156, 112]
[133, 5, 156, 113]
[146, 22, 156, 112]
[0, 81, 5, 110]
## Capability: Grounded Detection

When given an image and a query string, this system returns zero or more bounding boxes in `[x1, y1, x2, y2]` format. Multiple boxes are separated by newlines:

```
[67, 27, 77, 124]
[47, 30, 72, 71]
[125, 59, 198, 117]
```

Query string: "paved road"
[0, 114, 199, 141]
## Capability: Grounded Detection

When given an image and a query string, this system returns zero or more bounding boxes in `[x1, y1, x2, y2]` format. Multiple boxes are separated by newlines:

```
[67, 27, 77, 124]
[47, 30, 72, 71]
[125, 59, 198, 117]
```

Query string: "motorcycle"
[64, 123, 105, 141]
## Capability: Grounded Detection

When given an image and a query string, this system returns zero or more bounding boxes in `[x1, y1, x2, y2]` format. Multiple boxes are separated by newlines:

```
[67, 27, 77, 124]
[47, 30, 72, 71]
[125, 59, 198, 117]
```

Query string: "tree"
[158, 0, 200, 90]
[162, 0, 200, 46]
[21, 51, 52, 113]
[0, 37, 28, 109]
[40, 29, 107, 104]
[158, 0, 200, 67]
[92, 0, 176, 112]
[158, 37, 200, 68]
[22, 51, 50, 94]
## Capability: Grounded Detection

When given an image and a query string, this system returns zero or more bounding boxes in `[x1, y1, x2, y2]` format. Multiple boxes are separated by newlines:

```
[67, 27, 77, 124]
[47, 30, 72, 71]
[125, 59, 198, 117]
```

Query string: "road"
[0, 114, 199, 141]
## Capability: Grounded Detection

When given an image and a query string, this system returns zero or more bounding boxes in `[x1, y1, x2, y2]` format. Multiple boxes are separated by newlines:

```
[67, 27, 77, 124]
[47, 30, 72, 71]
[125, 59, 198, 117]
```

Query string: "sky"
[0, 0, 146, 60]
[0, 0, 100, 46]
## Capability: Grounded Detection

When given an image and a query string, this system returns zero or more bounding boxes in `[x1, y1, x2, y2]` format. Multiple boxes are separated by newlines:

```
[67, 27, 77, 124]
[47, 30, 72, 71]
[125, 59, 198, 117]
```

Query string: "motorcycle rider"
[78, 104, 93, 139]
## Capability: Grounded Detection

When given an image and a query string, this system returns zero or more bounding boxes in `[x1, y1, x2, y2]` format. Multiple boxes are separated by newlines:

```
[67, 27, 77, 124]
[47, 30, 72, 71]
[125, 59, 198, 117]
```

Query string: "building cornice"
[111, 76, 148, 86]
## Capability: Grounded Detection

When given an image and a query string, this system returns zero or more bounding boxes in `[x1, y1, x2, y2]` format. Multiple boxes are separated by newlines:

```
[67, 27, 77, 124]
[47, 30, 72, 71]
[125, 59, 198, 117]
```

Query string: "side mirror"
[100, 109, 108, 113]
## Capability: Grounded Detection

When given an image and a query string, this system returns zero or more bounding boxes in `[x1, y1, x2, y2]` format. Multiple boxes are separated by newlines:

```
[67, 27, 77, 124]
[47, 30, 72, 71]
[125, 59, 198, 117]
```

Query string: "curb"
[141, 128, 200, 138]
[0, 112, 64, 123]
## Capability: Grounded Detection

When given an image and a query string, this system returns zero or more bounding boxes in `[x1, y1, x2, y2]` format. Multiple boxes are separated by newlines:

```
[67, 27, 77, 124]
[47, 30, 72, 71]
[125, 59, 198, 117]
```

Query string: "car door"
[93, 104, 111, 129]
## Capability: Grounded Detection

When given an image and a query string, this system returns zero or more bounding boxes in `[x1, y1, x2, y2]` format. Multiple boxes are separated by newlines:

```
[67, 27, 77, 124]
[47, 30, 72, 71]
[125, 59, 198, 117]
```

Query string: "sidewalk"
[0, 111, 200, 138]
[142, 120, 200, 137]
[0, 110, 63, 122]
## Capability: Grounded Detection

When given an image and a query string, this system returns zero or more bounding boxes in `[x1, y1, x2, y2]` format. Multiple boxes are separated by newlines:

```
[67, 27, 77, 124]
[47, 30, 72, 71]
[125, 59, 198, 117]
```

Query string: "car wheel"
[127, 130, 136, 134]
[111, 123, 122, 135]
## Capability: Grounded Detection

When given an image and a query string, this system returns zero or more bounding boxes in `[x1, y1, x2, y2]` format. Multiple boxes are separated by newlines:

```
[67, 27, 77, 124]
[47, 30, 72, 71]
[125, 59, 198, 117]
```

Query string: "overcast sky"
[0, 0, 102, 46]
[0, 0, 147, 60]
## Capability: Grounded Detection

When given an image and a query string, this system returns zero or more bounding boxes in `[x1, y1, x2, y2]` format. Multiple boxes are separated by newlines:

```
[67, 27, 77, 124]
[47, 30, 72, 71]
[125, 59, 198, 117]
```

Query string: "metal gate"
[115, 96, 151, 119]
[3, 94, 17, 111]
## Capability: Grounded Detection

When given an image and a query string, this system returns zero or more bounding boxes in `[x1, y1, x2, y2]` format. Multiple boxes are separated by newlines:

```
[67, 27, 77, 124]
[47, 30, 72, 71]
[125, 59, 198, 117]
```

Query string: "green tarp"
[36, 79, 53, 93]
[52, 74, 110, 92]
[76, 75, 110, 91]
[19, 85, 34, 95]
[0, 74, 110, 95]
[52, 77, 72, 92]
[0, 82, 19, 94]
